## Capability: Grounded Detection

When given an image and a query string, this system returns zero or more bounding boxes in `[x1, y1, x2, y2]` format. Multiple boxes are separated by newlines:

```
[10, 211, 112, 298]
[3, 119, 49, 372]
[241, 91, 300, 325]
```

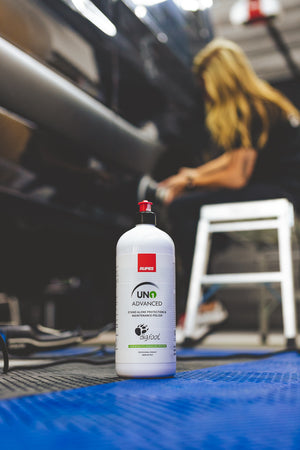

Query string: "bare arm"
[184, 152, 233, 178]
[158, 147, 257, 203]
[191, 147, 257, 188]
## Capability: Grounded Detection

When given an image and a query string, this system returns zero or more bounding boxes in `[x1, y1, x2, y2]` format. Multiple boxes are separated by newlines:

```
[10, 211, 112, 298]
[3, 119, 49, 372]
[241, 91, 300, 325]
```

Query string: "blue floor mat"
[1, 352, 300, 449]
[176, 347, 277, 357]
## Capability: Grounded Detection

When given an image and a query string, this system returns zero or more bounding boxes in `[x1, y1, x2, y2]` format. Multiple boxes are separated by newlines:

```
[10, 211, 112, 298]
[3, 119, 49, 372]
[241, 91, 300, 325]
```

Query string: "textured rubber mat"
[1, 352, 300, 449]
[0, 363, 119, 399]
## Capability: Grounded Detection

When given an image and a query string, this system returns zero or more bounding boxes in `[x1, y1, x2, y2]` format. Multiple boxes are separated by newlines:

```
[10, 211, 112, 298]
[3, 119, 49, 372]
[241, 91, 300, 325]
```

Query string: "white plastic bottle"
[116, 200, 176, 378]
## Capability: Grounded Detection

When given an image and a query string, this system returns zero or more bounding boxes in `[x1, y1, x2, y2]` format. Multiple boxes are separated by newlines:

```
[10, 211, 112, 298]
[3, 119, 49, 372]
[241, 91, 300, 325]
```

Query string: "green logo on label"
[149, 291, 157, 298]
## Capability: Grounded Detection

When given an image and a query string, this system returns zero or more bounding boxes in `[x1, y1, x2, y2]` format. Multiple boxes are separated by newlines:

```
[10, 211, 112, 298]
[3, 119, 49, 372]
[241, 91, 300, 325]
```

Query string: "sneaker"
[196, 300, 228, 326]
[176, 323, 210, 345]
[176, 300, 228, 346]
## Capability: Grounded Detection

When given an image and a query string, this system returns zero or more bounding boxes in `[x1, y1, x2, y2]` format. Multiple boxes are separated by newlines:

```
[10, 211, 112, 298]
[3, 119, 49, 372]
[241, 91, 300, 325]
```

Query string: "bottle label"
[116, 253, 176, 364]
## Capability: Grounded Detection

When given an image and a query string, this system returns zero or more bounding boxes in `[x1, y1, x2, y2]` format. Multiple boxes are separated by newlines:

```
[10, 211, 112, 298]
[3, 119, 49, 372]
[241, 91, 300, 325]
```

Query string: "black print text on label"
[131, 301, 163, 306]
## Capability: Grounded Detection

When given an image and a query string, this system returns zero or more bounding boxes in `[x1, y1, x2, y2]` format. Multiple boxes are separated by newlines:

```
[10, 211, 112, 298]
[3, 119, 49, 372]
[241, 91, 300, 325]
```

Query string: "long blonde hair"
[193, 38, 300, 151]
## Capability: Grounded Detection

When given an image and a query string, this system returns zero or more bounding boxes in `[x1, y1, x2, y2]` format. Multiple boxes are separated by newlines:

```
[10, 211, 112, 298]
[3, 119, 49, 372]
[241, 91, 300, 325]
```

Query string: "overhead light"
[174, 0, 213, 11]
[67, 0, 117, 37]
[131, 0, 167, 5]
[157, 32, 168, 43]
[200, 0, 213, 9]
[230, 0, 281, 25]
[134, 5, 148, 18]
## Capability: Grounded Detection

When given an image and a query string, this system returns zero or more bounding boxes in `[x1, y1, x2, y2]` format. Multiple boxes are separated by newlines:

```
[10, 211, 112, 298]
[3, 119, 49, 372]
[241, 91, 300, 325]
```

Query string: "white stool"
[182, 198, 298, 348]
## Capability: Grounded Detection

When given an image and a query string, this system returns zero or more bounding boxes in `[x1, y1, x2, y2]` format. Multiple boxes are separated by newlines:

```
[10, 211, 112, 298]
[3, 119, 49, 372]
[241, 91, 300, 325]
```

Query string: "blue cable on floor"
[1, 352, 300, 449]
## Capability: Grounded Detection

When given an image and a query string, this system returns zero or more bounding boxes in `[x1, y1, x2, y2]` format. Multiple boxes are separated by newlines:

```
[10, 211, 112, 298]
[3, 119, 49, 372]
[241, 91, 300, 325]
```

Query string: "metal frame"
[0, 36, 163, 174]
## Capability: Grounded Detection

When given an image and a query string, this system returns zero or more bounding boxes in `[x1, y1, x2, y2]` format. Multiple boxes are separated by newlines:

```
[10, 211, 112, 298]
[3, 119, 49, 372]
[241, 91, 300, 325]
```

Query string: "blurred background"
[0, 0, 298, 335]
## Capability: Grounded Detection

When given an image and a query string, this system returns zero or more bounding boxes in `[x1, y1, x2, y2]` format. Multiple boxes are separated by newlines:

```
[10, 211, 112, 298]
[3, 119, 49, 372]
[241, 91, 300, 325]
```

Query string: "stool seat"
[182, 198, 298, 347]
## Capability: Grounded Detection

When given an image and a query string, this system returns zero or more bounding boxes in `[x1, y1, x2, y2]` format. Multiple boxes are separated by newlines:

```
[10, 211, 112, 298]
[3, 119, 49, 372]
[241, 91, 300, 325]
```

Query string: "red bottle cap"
[138, 200, 153, 213]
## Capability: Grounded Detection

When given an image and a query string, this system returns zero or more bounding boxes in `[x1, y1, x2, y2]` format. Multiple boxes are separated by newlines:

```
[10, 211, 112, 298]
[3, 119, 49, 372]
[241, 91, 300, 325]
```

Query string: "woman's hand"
[158, 167, 198, 204]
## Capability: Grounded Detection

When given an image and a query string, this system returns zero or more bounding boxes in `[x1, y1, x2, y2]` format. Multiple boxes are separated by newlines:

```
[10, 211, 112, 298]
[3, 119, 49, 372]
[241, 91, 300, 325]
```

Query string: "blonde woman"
[158, 38, 300, 342]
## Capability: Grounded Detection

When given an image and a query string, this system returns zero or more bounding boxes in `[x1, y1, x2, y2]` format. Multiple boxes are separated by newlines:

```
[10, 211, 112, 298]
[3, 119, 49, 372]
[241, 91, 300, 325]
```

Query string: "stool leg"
[183, 217, 211, 338]
[278, 217, 297, 348]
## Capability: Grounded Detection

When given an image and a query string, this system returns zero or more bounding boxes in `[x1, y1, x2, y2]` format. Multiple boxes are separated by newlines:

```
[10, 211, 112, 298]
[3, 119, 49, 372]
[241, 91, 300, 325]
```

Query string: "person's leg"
[166, 183, 296, 317]
[167, 188, 235, 317]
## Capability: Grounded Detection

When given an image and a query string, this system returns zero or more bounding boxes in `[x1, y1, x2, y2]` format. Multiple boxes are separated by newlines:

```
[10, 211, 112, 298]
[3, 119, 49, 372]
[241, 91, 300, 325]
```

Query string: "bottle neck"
[137, 211, 156, 225]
